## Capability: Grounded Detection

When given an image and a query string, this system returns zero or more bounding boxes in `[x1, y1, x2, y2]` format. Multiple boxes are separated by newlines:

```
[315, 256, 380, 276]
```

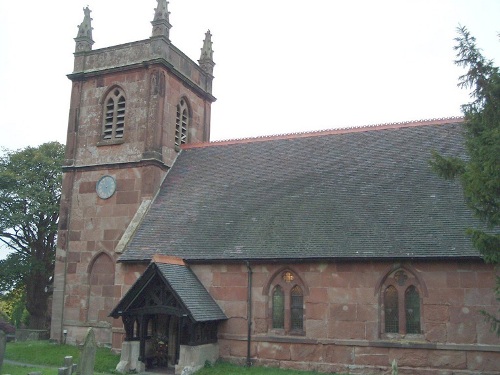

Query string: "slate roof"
[121, 120, 485, 262]
[110, 259, 227, 322]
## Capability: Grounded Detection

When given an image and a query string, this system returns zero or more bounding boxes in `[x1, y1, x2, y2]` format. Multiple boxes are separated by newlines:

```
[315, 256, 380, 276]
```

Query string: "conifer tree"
[431, 26, 500, 334]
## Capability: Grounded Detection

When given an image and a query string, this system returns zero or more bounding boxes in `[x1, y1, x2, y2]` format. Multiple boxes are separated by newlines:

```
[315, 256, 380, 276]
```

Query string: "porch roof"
[110, 258, 227, 322]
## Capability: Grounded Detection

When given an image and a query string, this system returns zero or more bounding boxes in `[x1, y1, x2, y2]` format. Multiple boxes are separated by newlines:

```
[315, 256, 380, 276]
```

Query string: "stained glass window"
[282, 271, 294, 283]
[405, 286, 421, 334]
[290, 285, 303, 330]
[384, 285, 399, 333]
[272, 286, 284, 329]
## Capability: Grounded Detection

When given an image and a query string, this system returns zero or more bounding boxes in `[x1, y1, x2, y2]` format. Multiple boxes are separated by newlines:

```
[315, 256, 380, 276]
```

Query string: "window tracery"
[380, 267, 423, 336]
[265, 268, 306, 335]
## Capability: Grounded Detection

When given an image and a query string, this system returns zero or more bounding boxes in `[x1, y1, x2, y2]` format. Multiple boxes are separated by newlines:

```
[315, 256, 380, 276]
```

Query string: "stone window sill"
[98, 139, 124, 146]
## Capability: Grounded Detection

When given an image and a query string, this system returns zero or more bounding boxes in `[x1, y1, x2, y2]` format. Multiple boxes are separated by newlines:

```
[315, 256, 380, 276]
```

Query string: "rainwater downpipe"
[246, 261, 253, 367]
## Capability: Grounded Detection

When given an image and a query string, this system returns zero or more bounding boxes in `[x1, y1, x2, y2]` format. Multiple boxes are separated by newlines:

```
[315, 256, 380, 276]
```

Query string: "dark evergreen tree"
[430, 26, 500, 334]
[0, 142, 64, 329]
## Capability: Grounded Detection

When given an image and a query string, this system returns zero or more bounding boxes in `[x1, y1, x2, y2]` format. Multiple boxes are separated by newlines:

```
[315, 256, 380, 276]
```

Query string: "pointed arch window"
[175, 98, 189, 148]
[102, 88, 126, 141]
[380, 268, 423, 336]
[272, 286, 284, 329]
[405, 286, 421, 334]
[384, 286, 399, 333]
[290, 285, 304, 331]
[266, 269, 307, 335]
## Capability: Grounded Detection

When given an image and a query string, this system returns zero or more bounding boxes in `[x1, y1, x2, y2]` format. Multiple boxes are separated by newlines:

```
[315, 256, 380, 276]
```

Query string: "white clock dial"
[96, 175, 116, 199]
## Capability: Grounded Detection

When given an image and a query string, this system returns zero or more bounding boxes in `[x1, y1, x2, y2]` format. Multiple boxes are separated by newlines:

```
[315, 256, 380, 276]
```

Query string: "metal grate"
[272, 286, 284, 329]
[290, 285, 303, 330]
[405, 286, 421, 334]
[384, 285, 399, 333]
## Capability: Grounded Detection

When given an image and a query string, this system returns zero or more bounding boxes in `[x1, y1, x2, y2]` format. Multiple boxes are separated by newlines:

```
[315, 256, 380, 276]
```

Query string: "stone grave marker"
[77, 328, 96, 375]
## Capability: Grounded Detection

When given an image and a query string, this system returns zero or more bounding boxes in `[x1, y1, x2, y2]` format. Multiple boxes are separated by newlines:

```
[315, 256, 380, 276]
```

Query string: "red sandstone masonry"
[323, 345, 354, 364]
[306, 302, 328, 320]
[447, 322, 477, 344]
[205, 261, 499, 373]
[460, 271, 478, 288]
[220, 272, 248, 287]
[467, 351, 500, 372]
[354, 347, 389, 367]
[209, 286, 247, 301]
[78, 181, 96, 193]
[425, 322, 447, 342]
[477, 270, 496, 288]
[290, 343, 323, 362]
[116, 191, 140, 205]
[258, 342, 292, 361]
[425, 304, 449, 322]
[389, 348, 433, 368]
[356, 304, 377, 322]
[330, 303, 357, 321]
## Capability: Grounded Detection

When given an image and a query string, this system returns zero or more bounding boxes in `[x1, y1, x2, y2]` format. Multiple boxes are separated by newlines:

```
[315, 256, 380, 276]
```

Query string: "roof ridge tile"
[182, 116, 464, 149]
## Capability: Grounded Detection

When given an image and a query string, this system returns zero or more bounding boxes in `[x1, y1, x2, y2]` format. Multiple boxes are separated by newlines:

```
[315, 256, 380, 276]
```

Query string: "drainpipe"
[246, 261, 252, 367]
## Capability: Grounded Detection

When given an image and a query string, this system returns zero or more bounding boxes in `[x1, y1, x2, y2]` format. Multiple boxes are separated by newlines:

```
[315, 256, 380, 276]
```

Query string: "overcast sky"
[1, 0, 500, 152]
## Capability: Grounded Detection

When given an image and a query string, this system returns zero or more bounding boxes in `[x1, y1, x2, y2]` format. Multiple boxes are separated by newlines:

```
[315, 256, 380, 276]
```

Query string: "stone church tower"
[50, 1, 215, 346]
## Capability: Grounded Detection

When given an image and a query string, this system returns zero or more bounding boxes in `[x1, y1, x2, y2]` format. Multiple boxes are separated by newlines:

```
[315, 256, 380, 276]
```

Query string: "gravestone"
[77, 328, 96, 375]
[58, 355, 77, 375]
[0, 330, 5, 373]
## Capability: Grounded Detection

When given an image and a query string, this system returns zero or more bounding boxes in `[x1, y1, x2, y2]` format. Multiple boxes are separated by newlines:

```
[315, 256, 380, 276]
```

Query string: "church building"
[50, 2, 500, 374]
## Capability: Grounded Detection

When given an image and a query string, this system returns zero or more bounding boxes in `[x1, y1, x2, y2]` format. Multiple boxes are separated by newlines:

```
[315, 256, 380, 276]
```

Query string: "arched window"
[102, 88, 126, 141]
[384, 286, 399, 333]
[272, 286, 284, 329]
[175, 98, 189, 147]
[265, 268, 307, 335]
[290, 285, 304, 331]
[379, 267, 423, 335]
[405, 286, 421, 334]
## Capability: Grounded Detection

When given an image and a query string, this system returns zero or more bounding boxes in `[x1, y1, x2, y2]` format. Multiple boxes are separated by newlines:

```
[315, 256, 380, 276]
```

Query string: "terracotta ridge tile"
[152, 254, 186, 266]
[182, 116, 464, 149]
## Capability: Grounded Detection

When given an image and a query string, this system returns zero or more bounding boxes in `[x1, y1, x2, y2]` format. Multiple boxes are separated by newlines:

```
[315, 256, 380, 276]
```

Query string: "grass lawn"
[3, 341, 345, 375]
[4, 340, 120, 374]
[197, 362, 341, 375]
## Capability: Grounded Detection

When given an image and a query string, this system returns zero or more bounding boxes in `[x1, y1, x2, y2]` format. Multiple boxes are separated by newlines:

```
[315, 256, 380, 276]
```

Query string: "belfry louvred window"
[102, 88, 126, 140]
[175, 98, 189, 147]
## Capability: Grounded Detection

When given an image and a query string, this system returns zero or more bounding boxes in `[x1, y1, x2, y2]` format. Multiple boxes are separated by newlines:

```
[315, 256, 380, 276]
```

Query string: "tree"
[0, 286, 28, 327]
[0, 142, 64, 329]
[430, 26, 500, 334]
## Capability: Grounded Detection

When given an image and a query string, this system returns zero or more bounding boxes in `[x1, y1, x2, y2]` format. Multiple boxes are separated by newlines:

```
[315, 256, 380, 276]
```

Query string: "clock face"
[96, 175, 116, 199]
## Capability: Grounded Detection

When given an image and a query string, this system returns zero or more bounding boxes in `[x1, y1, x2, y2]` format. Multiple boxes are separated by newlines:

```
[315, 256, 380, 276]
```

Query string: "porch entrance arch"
[111, 257, 227, 371]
